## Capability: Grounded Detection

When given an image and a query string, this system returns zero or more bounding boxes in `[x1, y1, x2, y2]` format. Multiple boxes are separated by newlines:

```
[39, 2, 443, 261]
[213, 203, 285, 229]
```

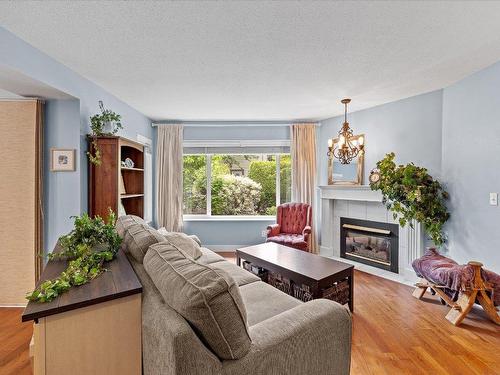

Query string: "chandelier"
[327, 98, 364, 164]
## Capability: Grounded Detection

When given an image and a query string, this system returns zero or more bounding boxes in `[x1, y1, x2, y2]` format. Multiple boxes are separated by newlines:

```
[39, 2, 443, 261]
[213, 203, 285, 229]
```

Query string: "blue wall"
[318, 90, 444, 185]
[442, 62, 500, 271]
[1, 27, 153, 253]
[44, 99, 81, 252]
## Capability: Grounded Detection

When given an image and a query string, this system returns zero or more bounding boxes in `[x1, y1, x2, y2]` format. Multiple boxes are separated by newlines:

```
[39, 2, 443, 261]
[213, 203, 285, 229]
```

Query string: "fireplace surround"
[340, 217, 399, 273]
[319, 185, 425, 285]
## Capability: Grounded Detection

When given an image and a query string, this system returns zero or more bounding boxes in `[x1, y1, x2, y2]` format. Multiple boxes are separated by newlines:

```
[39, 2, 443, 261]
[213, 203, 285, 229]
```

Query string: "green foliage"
[279, 155, 292, 204]
[26, 210, 122, 303]
[370, 153, 450, 245]
[87, 101, 123, 165]
[248, 161, 276, 212]
[211, 175, 262, 215]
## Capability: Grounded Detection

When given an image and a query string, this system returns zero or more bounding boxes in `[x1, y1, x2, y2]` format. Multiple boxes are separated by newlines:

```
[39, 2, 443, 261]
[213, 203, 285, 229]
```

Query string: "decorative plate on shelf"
[124, 158, 135, 168]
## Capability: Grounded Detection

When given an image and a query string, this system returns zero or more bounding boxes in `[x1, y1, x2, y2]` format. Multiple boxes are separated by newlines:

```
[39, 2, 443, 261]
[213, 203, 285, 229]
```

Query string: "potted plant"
[370, 152, 450, 246]
[87, 101, 123, 165]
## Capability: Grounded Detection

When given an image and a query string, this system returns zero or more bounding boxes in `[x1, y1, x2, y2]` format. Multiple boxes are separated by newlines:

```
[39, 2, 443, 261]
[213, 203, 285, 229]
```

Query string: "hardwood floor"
[0, 308, 33, 375]
[2, 255, 499, 375]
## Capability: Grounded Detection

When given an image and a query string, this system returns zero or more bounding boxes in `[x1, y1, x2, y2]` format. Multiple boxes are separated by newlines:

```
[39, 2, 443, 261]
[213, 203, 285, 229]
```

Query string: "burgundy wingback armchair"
[266, 202, 312, 251]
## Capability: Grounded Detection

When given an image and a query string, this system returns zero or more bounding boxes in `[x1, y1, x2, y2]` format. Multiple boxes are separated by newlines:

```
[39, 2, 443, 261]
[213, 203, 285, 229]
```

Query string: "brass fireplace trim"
[342, 224, 391, 235]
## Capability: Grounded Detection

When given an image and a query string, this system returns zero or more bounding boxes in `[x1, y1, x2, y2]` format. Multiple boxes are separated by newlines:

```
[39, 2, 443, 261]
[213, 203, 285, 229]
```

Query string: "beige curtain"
[156, 124, 183, 231]
[291, 123, 318, 253]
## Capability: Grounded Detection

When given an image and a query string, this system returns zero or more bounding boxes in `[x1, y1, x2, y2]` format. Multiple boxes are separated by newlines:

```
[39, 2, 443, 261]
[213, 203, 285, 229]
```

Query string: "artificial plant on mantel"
[369, 153, 450, 246]
[87, 101, 123, 165]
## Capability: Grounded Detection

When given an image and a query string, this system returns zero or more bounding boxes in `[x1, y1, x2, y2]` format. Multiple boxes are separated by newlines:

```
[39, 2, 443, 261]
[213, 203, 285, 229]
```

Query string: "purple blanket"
[412, 248, 500, 306]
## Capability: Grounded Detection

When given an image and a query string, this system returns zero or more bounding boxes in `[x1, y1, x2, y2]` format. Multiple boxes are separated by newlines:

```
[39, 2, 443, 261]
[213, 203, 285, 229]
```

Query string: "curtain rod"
[151, 120, 318, 128]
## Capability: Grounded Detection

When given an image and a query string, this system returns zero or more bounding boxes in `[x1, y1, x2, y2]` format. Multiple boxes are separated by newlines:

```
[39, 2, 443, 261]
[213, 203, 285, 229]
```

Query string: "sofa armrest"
[266, 223, 281, 237]
[222, 299, 352, 375]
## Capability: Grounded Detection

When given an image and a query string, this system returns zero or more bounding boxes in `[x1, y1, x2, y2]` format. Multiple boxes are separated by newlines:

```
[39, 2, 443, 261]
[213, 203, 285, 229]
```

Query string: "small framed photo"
[51, 148, 76, 171]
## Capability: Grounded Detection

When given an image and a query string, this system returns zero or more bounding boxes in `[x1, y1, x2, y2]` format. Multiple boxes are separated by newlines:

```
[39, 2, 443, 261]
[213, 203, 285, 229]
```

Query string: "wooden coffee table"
[237, 242, 354, 312]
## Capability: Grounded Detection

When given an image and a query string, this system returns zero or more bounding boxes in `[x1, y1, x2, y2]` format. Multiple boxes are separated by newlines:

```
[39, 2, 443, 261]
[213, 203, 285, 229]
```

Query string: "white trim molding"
[183, 139, 290, 148]
[184, 215, 275, 222]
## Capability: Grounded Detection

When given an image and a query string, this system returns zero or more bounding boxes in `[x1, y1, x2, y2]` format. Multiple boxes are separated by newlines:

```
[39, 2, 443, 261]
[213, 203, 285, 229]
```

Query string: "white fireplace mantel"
[318, 185, 423, 285]
[319, 185, 382, 202]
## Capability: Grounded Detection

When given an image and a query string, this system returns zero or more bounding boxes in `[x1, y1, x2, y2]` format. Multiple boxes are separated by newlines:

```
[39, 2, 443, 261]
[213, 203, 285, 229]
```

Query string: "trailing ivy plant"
[370, 153, 450, 245]
[26, 210, 122, 303]
[87, 101, 123, 165]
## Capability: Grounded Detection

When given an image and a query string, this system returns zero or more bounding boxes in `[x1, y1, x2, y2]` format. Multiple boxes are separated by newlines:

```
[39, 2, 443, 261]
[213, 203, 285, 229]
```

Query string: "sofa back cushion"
[122, 224, 166, 263]
[160, 231, 203, 260]
[116, 215, 145, 238]
[158, 227, 202, 247]
[144, 242, 251, 360]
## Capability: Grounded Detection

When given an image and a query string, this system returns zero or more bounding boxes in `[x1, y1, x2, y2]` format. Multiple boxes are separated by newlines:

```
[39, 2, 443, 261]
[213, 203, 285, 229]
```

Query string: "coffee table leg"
[237, 255, 241, 267]
[348, 270, 354, 312]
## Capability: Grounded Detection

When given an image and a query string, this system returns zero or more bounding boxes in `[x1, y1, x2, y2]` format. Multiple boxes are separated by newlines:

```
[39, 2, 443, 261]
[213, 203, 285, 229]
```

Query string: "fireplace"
[340, 217, 399, 273]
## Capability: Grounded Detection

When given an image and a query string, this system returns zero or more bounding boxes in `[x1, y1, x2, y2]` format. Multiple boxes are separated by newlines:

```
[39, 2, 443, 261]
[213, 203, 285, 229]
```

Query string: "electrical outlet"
[490, 192, 498, 206]
[261, 230, 268, 238]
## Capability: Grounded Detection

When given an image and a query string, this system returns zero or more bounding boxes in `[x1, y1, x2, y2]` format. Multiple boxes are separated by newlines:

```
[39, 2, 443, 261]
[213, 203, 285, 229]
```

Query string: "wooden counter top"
[22, 246, 142, 322]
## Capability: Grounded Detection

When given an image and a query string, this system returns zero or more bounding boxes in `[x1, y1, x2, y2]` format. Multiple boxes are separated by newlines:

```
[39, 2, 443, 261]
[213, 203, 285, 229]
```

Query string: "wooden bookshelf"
[88, 136, 145, 219]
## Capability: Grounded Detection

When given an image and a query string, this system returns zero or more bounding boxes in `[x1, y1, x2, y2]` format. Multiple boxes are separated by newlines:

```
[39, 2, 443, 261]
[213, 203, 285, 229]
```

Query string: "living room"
[1, 2, 499, 375]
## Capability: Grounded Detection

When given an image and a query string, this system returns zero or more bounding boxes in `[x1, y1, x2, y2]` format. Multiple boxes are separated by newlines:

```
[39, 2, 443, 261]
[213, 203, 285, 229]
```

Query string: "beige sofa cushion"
[209, 261, 260, 287]
[197, 247, 226, 265]
[122, 224, 166, 263]
[240, 281, 302, 326]
[144, 242, 251, 360]
[160, 231, 203, 260]
[116, 215, 146, 237]
[158, 227, 202, 246]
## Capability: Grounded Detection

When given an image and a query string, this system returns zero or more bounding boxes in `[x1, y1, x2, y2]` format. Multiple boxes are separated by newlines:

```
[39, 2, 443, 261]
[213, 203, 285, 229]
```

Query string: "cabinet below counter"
[22, 246, 142, 375]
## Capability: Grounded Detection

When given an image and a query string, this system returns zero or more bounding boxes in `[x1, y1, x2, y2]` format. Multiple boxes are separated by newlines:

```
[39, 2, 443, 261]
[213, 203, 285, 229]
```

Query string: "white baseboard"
[0, 303, 27, 308]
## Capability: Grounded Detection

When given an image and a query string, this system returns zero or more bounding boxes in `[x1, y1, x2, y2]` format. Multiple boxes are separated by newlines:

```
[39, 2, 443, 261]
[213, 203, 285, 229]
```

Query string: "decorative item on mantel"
[370, 152, 450, 246]
[327, 98, 364, 165]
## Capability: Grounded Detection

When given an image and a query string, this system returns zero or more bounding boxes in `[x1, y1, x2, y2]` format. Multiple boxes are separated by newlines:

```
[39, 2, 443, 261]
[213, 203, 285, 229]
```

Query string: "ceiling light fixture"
[327, 98, 364, 164]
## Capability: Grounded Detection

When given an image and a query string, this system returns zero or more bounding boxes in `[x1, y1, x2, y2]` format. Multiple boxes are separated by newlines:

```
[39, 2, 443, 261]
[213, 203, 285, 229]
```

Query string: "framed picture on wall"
[50, 148, 76, 171]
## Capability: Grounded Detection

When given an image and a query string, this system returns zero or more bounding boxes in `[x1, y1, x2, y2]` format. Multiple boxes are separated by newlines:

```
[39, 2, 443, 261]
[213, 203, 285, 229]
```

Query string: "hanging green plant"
[87, 101, 123, 165]
[26, 210, 122, 303]
[370, 152, 450, 245]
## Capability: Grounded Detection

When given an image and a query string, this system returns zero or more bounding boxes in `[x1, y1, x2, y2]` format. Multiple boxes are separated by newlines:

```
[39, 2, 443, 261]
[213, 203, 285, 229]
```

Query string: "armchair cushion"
[266, 223, 281, 237]
[267, 234, 308, 251]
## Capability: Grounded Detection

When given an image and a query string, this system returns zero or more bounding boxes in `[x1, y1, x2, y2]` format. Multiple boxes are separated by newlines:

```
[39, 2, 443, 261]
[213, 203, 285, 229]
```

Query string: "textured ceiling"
[2, 1, 500, 121]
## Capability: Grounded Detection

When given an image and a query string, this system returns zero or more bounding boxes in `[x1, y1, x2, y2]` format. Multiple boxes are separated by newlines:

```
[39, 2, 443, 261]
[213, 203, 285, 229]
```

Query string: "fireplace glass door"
[340, 218, 399, 273]
[345, 230, 391, 265]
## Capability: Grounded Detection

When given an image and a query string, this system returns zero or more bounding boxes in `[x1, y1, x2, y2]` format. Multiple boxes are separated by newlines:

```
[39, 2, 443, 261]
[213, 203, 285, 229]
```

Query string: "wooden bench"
[413, 261, 500, 326]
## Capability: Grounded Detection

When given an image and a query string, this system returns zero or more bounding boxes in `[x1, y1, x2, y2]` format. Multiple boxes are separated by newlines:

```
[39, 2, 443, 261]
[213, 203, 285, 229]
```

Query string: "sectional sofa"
[116, 215, 352, 375]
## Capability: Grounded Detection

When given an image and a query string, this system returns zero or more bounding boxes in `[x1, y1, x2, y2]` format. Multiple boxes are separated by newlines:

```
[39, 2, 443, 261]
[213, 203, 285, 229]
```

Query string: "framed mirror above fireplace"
[340, 217, 399, 273]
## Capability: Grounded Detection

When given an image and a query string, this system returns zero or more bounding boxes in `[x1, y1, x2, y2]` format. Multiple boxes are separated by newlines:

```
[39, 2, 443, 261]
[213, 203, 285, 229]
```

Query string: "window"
[183, 153, 291, 216]
[183, 155, 207, 214]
